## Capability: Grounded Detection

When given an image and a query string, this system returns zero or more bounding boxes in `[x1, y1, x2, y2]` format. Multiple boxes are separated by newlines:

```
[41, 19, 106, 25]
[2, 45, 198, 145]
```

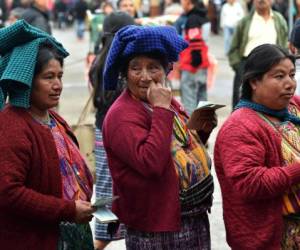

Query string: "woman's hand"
[74, 200, 95, 224]
[147, 81, 172, 109]
[190, 109, 218, 133]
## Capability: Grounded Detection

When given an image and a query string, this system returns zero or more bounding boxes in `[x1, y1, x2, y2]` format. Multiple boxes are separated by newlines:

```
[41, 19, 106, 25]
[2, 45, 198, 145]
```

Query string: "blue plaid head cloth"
[0, 20, 69, 110]
[103, 25, 188, 90]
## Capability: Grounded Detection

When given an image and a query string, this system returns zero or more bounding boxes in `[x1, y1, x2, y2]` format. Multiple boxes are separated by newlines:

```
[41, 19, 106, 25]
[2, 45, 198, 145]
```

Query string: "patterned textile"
[49, 118, 93, 201]
[44, 117, 94, 249]
[258, 107, 300, 249]
[94, 128, 125, 240]
[0, 20, 68, 109]
[125, 213, 210, 250]
[141, 102, 212, 215]
[258, 106, 300, 215]
[235, 99, 300, 125]
[170, 105, 211, 190]
[103, 25, 188, 90]
[282, 215, 300, 250]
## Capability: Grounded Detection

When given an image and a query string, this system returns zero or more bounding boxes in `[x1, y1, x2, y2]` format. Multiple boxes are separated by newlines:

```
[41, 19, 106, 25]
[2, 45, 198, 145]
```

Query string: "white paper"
[196, 101, 226, 110]
[93, 206, 119, 223]
[92, 196, 119, 208]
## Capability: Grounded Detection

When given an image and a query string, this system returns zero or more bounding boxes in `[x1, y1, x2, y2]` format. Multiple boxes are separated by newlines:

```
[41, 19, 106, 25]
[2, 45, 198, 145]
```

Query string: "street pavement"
[53, 25, 233, 250]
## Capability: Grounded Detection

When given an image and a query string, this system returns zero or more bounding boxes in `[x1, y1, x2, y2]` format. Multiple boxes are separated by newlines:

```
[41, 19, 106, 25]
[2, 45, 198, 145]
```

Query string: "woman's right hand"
[147, 81, 172, 109]
[74, 200, 95, 224]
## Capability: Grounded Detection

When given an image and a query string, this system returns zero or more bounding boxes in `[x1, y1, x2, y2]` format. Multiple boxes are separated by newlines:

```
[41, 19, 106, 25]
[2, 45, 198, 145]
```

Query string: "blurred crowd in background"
[1, 0, 300, 47]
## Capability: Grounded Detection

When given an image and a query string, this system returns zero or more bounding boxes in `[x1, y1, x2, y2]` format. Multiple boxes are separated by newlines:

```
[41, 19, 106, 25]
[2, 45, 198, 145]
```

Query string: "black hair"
[34, 44, 64, 76]
[116, 0, 124, 8]
[241, 44, 295, 100]
[89, 34, 117, 109]
[120, 51, 170, 79]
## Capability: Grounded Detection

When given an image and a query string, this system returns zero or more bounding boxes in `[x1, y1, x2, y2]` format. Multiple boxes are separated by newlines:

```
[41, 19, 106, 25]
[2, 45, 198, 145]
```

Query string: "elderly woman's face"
[31, 59, 63, 112]
[250, 58, 296, 110]
[127, 55, 166, 102]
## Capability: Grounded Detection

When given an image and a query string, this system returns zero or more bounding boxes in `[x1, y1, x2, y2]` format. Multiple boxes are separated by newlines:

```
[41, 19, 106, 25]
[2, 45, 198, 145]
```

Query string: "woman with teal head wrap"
[0, 20, 95, 250]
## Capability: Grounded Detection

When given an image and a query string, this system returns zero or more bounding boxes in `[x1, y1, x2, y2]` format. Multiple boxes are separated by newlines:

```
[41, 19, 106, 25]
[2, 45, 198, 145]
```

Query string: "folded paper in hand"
[187, 101, 225, 130]
[195, 101, 226, 110]
[92, 196, 119, 223]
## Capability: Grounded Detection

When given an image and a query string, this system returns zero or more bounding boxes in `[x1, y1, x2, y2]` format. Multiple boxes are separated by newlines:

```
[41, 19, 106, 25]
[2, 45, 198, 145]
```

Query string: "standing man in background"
[21, 0, 52, 34]
[228, 0, 288, 109]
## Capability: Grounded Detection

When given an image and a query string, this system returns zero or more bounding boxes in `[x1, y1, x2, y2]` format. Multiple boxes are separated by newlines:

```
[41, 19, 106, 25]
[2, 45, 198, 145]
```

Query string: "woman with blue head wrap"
[0, 20, 95, 250]
[102, 24, 217, 249]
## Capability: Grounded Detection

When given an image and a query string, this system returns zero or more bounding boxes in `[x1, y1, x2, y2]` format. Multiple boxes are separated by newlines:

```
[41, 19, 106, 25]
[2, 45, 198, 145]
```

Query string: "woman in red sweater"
[214, 44, 300, 249]
[0, 21, 95, 250]
[102, 25, 217, 249]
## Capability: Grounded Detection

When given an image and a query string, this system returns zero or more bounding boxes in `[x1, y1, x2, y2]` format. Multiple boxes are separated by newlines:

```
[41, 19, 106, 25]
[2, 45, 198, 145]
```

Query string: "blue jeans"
[180, 69, 207, 115]
[223, 26, 235, 55]
[76, 19, 85, 39]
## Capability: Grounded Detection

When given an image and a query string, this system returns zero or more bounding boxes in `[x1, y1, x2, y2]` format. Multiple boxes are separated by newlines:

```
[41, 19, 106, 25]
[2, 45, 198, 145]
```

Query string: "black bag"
[179, 174, 214, 211]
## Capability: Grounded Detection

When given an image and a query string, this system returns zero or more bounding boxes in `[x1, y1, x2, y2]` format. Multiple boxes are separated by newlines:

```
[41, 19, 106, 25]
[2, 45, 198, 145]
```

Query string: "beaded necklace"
[28, 110, 52, 126]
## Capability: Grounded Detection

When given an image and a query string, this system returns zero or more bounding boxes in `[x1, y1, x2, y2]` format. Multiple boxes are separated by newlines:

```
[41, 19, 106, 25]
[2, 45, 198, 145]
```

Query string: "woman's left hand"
[189, 109, 218, 133]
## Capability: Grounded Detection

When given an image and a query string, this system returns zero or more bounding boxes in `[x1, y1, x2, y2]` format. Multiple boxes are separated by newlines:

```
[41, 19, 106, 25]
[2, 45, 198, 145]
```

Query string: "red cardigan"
[0, 106, 77, 250]
[103, 90, 182, 232]
[214, 99, 300, 250]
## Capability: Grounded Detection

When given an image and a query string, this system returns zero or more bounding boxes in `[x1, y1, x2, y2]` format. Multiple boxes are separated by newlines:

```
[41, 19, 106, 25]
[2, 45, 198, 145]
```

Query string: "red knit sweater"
[214, 99, 300, 250]
[0, 106, 77, 250]
[102, 90, 182, 232]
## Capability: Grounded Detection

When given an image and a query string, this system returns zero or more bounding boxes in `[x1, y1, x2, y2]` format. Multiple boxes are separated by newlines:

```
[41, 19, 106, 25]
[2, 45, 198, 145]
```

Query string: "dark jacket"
[74, 0, 88, 21]
[21, 5, 52, 34]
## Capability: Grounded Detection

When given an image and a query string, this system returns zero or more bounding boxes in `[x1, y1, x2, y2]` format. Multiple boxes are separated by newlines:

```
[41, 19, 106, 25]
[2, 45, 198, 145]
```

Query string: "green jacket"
[228, 10, 288, 69]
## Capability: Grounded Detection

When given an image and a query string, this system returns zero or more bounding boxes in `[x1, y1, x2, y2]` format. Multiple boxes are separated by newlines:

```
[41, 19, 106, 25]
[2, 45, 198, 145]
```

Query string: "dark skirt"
[281, 215, 300, 249]
[57, 222, 94, 250]
[125, 212, 210, 250]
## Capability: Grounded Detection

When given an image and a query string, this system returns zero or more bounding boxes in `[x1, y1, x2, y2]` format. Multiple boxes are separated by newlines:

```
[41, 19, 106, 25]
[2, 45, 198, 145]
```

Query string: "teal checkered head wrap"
[0, 20, 69, 109]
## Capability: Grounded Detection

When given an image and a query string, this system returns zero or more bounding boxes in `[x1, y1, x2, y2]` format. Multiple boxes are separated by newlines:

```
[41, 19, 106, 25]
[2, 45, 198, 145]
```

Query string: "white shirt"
[220, 2, 244, 28]
[244, 11, 277, 57]
[295, 59, 300, 96]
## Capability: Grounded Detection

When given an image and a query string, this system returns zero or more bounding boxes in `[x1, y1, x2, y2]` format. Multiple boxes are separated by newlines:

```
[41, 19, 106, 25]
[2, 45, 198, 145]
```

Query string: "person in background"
[214, 44, 300, 249]
[102, 24, 216, 249]
[54, 0, 67, 29]
[117, 0, 141, 18]
[289, 19, 300, 96]
[0, 0, 8, 27]
[92, 2, 115, 54]
[102, 1, 114, 15]
[220, 0, 244, 55]
[163, 0, 183, 15]
[228, 0, 288, 109]
[21, 0, 52, 34]
[6, 7, 25, 25]
[88, 12, 135, 250]
[0, 20, 95, 250]
[272, 0, 288, 23]
[73, 0, 88, 40]
[176, 0, 210, 115]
